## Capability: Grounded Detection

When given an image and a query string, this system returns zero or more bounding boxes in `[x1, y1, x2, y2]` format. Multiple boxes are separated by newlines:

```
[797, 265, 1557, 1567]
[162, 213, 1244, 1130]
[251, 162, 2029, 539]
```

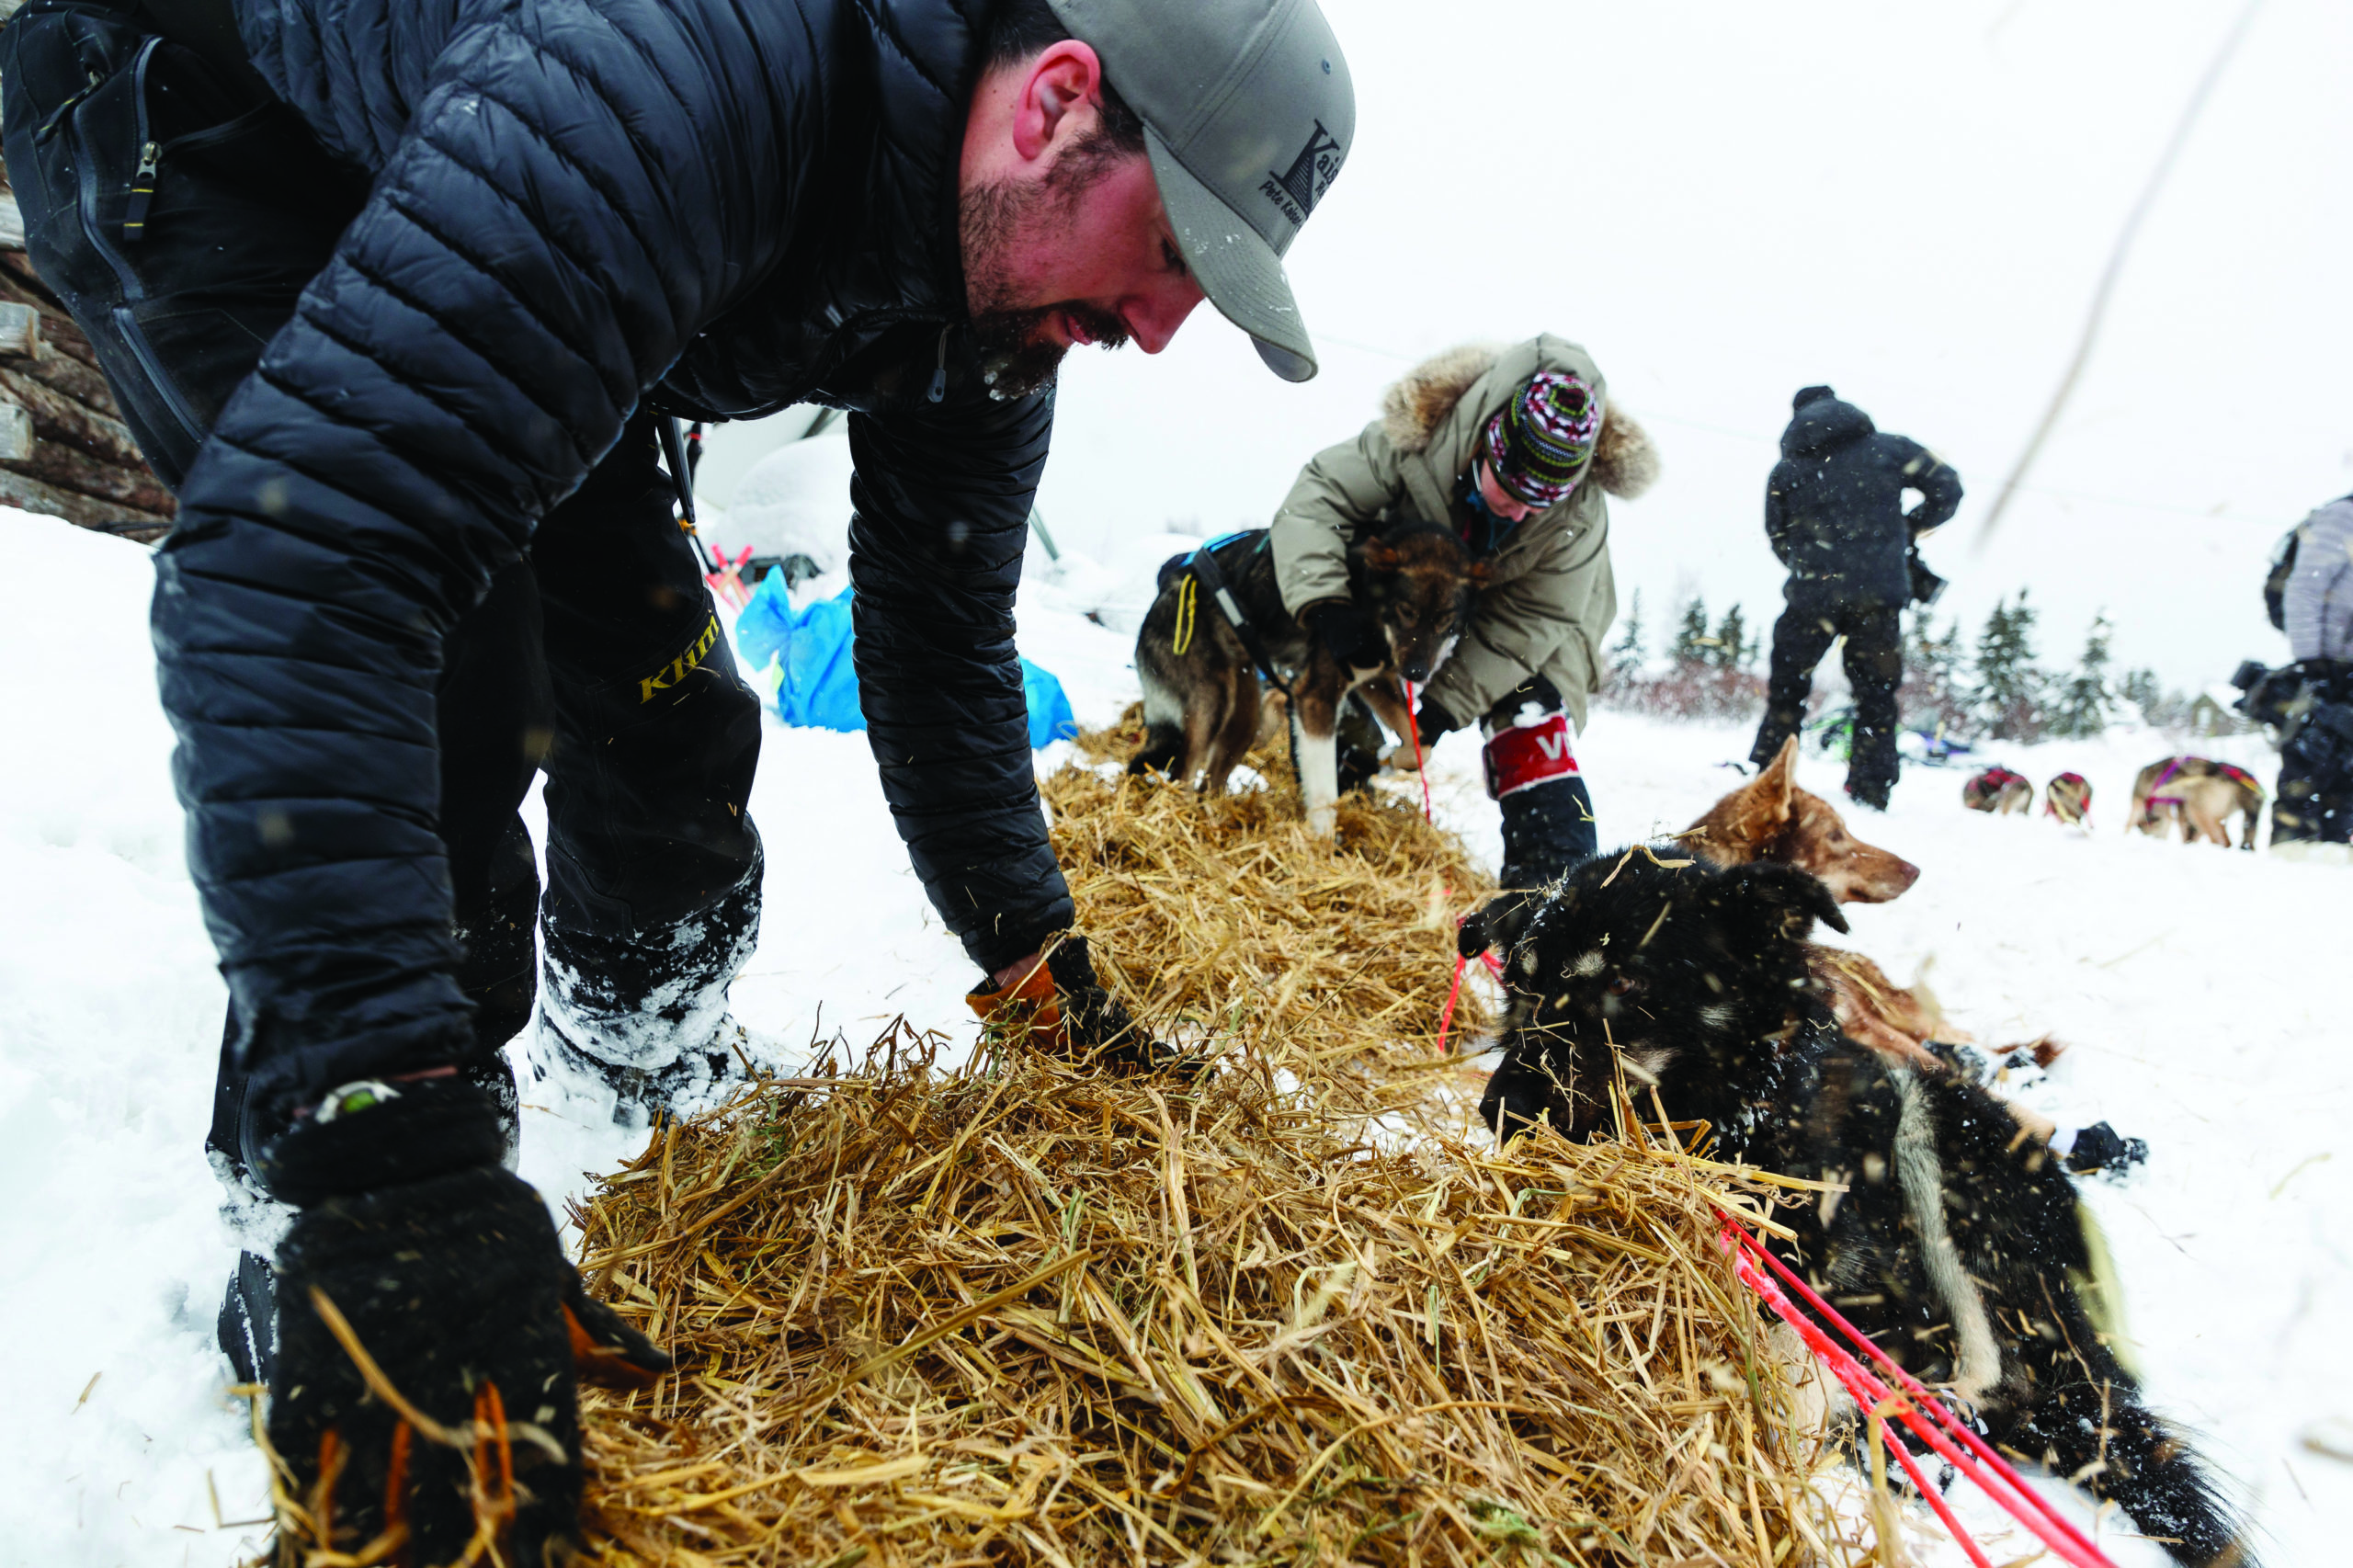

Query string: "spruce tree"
[2051, 613, 2116, 738]
[1608, 589, 1646, 683]
[1711, 604, 1754, 672]
[1900, 611, 1968, 733]
[2120, 668, 2176, 727]
[1972, 589, 2045, 739]
[1672, 596, 1711, 668]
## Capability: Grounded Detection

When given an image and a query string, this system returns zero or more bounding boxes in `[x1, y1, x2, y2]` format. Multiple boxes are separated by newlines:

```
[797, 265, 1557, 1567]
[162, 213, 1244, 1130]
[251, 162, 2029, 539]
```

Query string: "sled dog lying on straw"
[1463, 850, 2253, 1567]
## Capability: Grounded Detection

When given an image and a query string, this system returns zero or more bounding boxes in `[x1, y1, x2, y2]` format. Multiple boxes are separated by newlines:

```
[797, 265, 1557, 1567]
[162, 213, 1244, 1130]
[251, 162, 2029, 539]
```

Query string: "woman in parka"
[1271, 336, 1658, 888]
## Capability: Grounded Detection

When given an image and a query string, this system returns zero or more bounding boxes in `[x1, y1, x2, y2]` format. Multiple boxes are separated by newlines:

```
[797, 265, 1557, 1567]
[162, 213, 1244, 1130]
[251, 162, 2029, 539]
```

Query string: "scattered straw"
[1051, 704, 1496, 1086]
[568, 727, 1836, 1565]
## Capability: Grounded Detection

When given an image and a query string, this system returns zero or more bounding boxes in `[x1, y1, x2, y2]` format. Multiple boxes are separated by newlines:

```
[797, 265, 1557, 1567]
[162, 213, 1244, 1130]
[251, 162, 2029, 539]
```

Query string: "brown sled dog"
[2044, 770, 2093, 825]
[2131, 756, 2266, 849]
[1130, 520, 1485, 836]
[1961, 766, 2033, 814]
[1685, 737, 1947, 1072]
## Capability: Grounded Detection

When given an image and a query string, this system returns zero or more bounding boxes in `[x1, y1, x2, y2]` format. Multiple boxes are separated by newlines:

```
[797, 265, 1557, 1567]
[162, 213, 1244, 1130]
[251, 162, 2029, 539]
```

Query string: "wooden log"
[0, 301, 36, 358]
[0, 188, 22, 253]
[0, 466, 172, 539]
[0, 255, 102, 371]
[2, 418, 176, 513]
[0, 361, 147, 468]
[0, 400, 29, 462]
[0, 334, 119, 410]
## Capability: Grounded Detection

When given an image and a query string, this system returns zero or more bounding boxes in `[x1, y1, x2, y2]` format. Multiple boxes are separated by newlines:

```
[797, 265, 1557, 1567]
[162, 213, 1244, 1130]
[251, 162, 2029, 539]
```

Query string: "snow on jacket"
[1268, 336, 1659, 729]
[160, 0, 1065, 1108]
[2284, 496, 2353, 665]
[1765, 391, 1961, 608]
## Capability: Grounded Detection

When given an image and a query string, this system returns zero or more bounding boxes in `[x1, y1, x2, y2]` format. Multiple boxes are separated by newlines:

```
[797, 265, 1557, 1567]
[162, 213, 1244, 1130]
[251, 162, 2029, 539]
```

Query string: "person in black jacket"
[1, 0, 1354, 1552]
[1748, 385, 1961, 809]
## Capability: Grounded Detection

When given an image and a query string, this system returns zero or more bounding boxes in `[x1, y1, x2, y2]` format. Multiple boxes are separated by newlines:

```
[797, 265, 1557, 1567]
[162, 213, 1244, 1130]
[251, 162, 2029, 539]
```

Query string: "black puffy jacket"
[1764, 389, 1961, 608]
[158, 0, 1068, 1108]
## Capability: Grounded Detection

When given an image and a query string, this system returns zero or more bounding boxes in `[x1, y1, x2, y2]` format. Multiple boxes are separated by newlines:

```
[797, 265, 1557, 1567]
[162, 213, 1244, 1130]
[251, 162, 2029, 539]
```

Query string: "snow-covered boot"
[217, 1250, 278, 1388]
[531, 1011, 748, 1128]
[536, 857, 761, 1125]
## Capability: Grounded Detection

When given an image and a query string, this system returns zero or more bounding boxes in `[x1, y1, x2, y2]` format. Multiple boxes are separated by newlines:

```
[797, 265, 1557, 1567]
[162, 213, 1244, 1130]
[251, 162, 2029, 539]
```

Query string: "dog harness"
[1175, 531, 1295, 699]
[2144, 756, 2266, 818]
[2042, 770, 2091, 822]
[1969, 766, 2028, 794]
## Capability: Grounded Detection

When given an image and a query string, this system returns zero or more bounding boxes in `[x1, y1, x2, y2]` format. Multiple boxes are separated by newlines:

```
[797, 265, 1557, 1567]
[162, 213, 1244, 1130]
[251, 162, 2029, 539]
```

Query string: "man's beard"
[960, 139, 1135, 401]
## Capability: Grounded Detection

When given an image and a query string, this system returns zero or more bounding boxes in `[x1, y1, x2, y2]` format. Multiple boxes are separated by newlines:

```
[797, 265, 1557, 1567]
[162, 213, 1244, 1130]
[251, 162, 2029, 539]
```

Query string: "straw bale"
[563, 729, 1836, 1566]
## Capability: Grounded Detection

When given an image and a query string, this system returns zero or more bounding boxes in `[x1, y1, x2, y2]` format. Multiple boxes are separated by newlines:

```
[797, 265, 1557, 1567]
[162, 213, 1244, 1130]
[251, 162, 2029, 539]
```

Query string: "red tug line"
[1717, 1213, 2122, 1568]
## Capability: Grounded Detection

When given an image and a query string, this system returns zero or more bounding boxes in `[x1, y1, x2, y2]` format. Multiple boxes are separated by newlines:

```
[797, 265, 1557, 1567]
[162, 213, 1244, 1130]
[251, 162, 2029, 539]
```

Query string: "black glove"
[1046, 937, 1191, 1075]
[2062, 1120, 2148, 1176]
[1415, 699, 1461, 751]
[260, 1080, 669, 1561]
[1303, 599, 1387, 670]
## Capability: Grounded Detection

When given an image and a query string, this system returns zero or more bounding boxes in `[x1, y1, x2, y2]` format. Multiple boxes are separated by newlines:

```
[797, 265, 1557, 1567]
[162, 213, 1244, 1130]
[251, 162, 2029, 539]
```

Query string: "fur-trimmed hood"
[1379, 341, 1661, 500]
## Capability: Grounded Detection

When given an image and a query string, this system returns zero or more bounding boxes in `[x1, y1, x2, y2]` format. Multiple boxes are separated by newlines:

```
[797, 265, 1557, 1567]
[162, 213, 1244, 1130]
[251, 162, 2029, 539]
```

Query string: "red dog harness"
[1968, 765, 2028, 795]
[2145, 756, 2265, 817]
[2042, 770, 2092, 822]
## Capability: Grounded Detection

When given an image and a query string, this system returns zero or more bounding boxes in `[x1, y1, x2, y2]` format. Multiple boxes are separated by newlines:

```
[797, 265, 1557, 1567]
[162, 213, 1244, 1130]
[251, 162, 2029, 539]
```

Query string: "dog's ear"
[1361, 540, 1400, 572]
[1724, 862, 1849, 937]
[1466, 558, 1495, 588]
[1759, 735, 1799, 816]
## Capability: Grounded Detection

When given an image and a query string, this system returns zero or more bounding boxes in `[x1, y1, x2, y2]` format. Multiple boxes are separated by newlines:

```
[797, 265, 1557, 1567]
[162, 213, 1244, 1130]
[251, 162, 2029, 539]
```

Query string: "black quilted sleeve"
[846, 387, 1074, 974]
[153, 0, 810, 1108]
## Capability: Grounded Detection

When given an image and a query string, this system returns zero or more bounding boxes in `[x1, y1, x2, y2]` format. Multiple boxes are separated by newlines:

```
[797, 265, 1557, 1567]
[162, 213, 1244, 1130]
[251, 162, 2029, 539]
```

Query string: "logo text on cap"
[1260, 120, 1342, 226]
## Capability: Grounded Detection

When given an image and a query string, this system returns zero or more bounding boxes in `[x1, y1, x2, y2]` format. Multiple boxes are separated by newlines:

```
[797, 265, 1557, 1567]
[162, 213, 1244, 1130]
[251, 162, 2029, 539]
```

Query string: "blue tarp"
[733, 574, 1077, 749]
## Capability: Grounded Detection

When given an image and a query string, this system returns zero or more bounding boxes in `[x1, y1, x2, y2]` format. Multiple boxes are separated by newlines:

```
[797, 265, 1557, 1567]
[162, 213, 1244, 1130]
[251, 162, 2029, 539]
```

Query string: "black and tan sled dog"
[1461, 853, 2252, 1568]
[1130, 521, 1485, 835]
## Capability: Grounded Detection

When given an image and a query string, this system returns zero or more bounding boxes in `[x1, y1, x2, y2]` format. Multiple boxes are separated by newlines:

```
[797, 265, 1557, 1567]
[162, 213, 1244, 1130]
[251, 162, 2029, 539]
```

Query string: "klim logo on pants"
[640, 615, 723, 703]
[1483, 713, 1579, 801]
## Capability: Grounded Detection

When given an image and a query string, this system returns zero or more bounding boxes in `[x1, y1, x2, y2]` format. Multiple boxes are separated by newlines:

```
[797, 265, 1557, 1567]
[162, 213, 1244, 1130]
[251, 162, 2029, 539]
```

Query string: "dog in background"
[2044, 770, 2092, 825]
[2131, 756, 2265, 849]
[1961, 765, 2032, 814]
[1464, 855, 2252, 1568]
[1131, 520, 1485, 836]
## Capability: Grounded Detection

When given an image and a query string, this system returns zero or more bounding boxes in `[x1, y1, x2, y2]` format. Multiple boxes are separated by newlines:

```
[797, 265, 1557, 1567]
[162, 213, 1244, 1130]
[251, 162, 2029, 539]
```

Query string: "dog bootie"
[2058, 1121, 2149, 1176]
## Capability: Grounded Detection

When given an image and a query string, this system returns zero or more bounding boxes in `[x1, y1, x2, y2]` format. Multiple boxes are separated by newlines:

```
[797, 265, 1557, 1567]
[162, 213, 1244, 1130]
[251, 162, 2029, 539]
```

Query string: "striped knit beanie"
[1481, 370, 1602, 508]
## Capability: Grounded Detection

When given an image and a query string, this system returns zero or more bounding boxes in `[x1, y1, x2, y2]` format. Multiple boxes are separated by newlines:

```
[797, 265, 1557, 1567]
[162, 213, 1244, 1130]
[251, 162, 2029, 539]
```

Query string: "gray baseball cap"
[1046, 0, 1354, 381]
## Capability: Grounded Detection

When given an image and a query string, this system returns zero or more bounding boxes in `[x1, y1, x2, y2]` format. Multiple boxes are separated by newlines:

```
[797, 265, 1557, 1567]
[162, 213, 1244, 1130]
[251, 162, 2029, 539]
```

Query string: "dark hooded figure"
[1749, 385, 1961, 809]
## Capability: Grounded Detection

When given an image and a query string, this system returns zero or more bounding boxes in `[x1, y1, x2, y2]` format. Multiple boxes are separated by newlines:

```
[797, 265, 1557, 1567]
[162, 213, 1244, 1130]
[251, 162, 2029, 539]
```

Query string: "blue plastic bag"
[1022, 658, 1078, 749]
[733, 575, 1075, 749]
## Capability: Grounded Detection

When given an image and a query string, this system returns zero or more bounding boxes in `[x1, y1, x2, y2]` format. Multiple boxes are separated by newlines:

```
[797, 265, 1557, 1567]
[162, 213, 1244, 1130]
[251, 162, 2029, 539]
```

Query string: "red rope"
[1717, 1215, 2120, 1568]
[1401, 675, 1434, 824]
[1434, 949, 1467, 1054]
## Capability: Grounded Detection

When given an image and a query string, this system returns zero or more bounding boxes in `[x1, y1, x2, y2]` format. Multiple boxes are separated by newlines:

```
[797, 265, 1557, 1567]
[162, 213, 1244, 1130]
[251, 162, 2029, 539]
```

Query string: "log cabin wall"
[0, 158, 178, 543]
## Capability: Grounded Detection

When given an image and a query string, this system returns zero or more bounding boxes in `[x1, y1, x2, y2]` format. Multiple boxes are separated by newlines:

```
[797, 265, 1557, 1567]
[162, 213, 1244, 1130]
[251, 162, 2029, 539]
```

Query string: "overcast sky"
[1018, 0, 2352, 691]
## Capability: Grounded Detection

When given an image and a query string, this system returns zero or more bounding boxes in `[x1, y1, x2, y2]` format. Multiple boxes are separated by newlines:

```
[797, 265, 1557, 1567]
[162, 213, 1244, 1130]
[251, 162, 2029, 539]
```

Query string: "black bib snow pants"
[1752, 596, 1904, 805]
[0, 5, 764, 1181]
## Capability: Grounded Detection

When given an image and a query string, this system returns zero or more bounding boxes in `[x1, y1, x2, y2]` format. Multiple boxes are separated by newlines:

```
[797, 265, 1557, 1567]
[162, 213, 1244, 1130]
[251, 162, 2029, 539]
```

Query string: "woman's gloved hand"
[259, 1078, 668, 1561]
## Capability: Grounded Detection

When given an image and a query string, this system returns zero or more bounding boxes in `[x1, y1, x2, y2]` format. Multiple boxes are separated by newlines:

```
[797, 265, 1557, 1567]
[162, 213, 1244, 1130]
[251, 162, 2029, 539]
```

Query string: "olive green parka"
[1269, 336, 1659, 729]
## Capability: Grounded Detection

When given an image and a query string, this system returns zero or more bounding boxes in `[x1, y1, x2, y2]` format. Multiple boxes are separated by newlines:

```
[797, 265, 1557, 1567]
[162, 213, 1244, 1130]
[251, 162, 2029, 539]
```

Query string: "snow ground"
[3, 509, 2345, 1565]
